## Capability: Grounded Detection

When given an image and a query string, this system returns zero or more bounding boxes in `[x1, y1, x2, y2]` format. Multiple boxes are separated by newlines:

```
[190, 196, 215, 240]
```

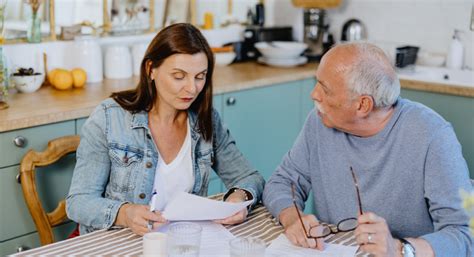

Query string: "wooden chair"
[19, 135, 80, 246]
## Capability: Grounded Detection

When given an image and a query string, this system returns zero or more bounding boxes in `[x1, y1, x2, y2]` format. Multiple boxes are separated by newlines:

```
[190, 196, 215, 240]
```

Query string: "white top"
[150, 119, 194, 211]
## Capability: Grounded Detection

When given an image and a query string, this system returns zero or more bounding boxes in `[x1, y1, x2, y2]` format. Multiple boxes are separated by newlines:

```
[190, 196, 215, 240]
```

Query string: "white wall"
[267, 0, 474, 69]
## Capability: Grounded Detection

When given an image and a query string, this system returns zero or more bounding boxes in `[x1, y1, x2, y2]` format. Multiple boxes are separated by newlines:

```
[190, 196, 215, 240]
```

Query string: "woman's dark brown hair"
[111, 23, 214, 141]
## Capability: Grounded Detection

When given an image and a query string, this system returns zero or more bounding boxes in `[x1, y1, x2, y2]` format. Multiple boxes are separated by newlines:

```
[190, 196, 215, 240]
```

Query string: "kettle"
[341, 19, 367, 42]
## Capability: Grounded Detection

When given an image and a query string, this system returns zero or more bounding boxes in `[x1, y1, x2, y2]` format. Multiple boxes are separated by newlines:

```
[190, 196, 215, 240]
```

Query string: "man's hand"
[354, 212, 400, 257]
[115, 204, 167, 236]
[279, 206, 325, 250]
[214, 190, 249, 225]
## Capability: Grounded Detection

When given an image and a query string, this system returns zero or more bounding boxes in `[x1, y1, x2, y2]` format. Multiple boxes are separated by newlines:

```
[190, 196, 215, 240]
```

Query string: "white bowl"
[215, 52, 236, 66]
[11, 73, 45, 93]
[254, 41, 308, 59]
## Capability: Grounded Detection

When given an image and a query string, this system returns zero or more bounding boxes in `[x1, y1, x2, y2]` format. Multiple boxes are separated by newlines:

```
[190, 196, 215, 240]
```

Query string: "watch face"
[403, 244, 415, 257]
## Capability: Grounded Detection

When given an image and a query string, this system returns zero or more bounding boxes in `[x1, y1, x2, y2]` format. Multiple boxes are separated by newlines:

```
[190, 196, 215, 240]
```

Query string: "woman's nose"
[185, 79, 198, 94]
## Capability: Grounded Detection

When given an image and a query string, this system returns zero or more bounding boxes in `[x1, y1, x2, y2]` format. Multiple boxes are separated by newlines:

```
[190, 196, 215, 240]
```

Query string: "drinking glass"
[229, 237, 266, 257]
[167, 222, 202, 257]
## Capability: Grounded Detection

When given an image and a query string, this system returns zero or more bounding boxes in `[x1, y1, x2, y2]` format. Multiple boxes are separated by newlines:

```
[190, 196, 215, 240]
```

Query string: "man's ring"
[367, 233, 373, 244]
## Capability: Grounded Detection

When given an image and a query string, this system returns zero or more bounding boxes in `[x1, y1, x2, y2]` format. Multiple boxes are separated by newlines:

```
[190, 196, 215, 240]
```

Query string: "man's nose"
[311, 83, 321, 102]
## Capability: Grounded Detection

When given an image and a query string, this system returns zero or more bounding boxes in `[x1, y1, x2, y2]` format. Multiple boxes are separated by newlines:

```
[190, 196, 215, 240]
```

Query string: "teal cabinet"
[401, 89, 474, 178]
[76, 118, 87, 135]
[221, 81, 302, 181]
[0, 121, 76, 255]
[0, 222, 75, 257]
[0, 121, 75, 168]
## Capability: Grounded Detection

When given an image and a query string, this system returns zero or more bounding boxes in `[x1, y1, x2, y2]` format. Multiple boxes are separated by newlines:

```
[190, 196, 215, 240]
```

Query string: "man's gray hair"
[340, 43, 400, 108]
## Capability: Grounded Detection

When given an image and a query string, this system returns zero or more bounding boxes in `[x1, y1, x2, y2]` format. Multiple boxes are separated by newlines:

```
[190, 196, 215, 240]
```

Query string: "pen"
[147, 191, 157, 231]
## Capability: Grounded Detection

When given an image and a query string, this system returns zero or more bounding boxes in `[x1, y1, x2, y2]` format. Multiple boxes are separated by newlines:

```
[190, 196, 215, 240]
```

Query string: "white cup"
[104, 45, 133, 79]
[132, 43, 148, 76]
[143, 232, 167, 257]
[73, 36, 103, 83]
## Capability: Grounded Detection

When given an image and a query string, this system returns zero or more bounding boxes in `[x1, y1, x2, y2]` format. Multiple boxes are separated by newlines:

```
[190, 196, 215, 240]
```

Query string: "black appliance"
[232, 26, 293, 62]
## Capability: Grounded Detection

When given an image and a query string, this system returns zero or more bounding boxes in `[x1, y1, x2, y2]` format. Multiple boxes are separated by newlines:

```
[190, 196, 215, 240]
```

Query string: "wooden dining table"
[11, 195, 369, 256]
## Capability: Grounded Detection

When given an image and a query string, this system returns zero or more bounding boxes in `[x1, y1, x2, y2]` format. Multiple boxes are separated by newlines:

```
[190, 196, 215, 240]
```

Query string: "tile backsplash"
[267, 0, 473, 69]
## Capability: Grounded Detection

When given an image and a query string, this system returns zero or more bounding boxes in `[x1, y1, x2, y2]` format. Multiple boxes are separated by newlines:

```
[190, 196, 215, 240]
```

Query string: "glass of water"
[167, 222, 202, 257]
[229, 237, 266, 257]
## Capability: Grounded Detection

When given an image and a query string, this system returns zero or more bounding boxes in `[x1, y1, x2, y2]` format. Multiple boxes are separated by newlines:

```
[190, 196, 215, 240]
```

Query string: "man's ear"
[357, 95, 374, 117]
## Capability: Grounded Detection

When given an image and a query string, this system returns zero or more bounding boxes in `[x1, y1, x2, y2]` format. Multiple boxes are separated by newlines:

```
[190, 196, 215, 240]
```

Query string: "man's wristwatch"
[399, 238, 416, 257]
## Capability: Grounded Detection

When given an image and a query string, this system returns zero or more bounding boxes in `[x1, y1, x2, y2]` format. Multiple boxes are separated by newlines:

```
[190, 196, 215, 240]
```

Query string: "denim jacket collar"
[130, 110, 201, 141]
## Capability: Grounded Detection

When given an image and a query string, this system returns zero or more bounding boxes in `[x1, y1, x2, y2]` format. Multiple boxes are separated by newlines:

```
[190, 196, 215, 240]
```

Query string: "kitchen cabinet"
[0, 121, 77, 255]
[401, 89, 474, 178]
[0, 222, 76, 257]
[221, 81, 303, 181]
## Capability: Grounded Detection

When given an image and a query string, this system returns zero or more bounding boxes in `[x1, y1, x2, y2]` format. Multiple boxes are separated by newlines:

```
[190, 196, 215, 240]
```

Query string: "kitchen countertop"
[0, 62, 472, 132]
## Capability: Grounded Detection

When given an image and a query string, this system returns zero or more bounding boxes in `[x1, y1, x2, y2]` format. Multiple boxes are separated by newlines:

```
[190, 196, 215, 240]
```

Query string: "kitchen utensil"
[341, 19, 367, 42]
[104, 45, 132, 79]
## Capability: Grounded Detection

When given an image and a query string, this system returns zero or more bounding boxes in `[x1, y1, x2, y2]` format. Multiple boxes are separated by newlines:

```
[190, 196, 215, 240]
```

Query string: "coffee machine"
[292, 0, 341, 60]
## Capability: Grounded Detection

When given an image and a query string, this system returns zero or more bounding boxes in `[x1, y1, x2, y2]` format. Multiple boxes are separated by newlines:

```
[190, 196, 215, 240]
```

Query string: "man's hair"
[338, 42, 400, 108]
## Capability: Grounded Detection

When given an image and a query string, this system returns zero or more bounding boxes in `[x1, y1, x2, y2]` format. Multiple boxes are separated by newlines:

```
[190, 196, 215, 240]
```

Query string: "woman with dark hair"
[66, 23, 264, 236]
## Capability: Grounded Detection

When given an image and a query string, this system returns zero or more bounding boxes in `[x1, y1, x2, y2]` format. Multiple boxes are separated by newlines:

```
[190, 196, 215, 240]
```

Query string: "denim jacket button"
[146, 162, 153, 168]
[139, 193, 146, 199]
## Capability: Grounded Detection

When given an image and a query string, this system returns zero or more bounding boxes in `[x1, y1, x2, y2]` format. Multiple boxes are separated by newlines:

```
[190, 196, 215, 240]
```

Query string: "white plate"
[257, 56, 308, 67]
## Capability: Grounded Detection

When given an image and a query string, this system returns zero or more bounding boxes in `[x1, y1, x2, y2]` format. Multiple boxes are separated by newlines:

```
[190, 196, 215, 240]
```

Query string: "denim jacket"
[66, 98, 265, 234]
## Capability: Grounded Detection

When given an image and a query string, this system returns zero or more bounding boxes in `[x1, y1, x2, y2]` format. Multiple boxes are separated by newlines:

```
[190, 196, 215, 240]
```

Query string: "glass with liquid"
[167, 222, 202, 257]
[229, 237, 266, 257]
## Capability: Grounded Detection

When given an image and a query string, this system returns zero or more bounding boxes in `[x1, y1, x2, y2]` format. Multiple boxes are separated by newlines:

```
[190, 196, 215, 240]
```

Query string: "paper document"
[156, 221, 235, 257]
[266, 234, 358, 257]
[161, 192, 253, 221]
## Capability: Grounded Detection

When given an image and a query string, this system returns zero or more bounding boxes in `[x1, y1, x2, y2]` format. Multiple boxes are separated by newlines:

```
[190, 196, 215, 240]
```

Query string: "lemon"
[71, 68, 87, 88]
[47, 68, 60, 85]
[52, 69, 73, 90]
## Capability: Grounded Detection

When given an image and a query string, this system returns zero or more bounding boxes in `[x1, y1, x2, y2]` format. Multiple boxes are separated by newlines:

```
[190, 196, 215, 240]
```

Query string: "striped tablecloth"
[12, 200, 368, 256]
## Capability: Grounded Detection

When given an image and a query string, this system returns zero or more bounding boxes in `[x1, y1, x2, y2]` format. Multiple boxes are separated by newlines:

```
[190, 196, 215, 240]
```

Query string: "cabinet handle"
[13, 136, 27, 148]
[16, 174, 21, 184]
[16, 245, 31, 252]
[226, 97, 236, 106]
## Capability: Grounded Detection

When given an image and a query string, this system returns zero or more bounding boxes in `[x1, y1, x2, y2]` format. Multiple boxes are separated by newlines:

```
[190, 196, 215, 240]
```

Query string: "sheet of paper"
[265, 234, 358, 257]
[161, 191, 253, 221]
[156, 221, 235, 257]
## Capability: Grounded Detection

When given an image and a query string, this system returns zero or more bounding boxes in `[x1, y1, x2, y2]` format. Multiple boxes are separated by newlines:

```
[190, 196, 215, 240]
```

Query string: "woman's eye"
[196, 73, 206, 80]
[173, 73, 185, 80]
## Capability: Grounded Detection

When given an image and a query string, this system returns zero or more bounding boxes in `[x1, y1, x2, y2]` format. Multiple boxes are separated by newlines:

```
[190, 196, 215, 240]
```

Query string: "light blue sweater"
[263, 98, 472, 257]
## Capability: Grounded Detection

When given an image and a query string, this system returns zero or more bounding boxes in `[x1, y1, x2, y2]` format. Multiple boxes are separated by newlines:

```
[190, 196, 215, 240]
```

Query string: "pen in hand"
[147, 191, 157, 231]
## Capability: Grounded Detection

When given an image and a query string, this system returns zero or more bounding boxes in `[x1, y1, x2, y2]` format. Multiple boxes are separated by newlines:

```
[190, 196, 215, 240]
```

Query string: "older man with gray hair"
[263, 43, 472, 257]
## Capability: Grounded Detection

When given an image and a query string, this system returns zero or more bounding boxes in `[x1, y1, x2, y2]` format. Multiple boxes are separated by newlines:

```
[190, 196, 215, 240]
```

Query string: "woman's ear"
[145, 60, 153, 79]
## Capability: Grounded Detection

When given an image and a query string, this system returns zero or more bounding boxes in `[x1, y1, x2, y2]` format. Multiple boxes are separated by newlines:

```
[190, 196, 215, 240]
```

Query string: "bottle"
[446, 30, 464, 70]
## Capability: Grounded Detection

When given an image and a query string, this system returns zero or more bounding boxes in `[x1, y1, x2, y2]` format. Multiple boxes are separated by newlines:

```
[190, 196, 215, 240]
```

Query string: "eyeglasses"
[291, 166, 363, 244]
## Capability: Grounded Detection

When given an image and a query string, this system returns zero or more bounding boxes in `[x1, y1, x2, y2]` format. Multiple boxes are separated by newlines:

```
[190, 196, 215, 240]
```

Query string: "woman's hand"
[115, 204, 167, 236]
[214, 190, 249, 225]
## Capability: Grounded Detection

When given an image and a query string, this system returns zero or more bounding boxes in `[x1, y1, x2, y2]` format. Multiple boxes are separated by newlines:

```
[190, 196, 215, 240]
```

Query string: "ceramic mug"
[104, 45, 133, 79]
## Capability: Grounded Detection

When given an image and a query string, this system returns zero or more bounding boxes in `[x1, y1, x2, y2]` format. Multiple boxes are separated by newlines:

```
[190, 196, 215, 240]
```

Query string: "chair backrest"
[19, 135, 80, 246]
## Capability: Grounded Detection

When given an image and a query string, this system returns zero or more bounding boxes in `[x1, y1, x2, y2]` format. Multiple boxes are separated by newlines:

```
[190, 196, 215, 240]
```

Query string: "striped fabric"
[12, 196, 369, 256]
